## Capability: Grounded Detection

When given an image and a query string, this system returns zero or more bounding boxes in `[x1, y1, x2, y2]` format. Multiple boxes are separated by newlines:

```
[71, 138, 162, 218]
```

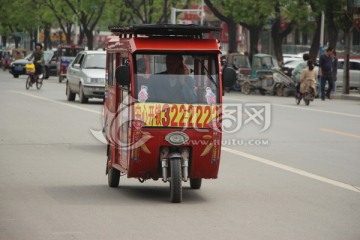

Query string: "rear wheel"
[13, 74, 19, 78]
[66, 82, 76, 101]
[79, 84, 88, 103]
[276, 86, 283, 96]
[190, 178, 202, 189]
[25, 76, 31, 90]
[170, 158, 182, 203]
[241, 82, 251, 95]
[59, 75, 63, 83]
[283, 87, 290, 97]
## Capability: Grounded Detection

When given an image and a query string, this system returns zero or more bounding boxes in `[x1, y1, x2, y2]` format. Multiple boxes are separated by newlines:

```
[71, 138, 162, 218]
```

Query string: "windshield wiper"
[202, 64, 219, 89]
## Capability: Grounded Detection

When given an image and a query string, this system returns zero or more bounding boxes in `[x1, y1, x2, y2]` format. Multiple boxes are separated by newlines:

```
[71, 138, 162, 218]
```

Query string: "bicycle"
[25, 63, 43, 90]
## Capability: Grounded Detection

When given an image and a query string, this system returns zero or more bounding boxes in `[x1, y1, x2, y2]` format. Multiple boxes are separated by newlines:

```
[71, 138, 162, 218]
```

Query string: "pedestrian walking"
[319, 47, 334, 100]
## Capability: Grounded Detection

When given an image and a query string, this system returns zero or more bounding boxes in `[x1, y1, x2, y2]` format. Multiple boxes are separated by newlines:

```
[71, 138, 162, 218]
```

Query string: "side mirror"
[115, 65, 130, 86]
[74, 63, 81, 69]
[222, 67, 236, 88]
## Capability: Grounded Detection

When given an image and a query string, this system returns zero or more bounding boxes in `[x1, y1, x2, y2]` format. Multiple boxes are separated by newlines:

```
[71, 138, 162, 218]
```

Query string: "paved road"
[0, 71, 359, 240]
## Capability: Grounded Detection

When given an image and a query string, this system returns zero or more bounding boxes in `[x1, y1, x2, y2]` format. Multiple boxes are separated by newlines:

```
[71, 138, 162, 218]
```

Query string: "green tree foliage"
[0, 0, 356, 56]
[63, 0, 106, 50]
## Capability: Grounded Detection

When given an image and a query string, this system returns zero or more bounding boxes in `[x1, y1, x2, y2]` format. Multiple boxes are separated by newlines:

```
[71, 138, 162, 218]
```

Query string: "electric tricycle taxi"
[103, 24, 235, 203]
[56, 44, 84, 83]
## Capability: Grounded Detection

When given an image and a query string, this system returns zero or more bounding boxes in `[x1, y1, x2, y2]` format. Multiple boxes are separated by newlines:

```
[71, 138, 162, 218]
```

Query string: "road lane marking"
[222, 147, 360, 193]
[12, 91, 360, 193]
[320, 128, 360, 139]
[224, 97, 360, 118]
[10, 91, 102, 115]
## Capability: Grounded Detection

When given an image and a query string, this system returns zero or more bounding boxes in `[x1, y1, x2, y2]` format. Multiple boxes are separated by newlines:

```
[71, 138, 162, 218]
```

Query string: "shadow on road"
[44, 183, 208, 205]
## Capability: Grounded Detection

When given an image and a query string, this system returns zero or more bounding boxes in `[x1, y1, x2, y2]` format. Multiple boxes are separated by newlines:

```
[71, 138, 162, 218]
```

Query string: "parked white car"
[66, 50, 106, 103]
[336, 59, 360, 90]
[283, 54, 302, 65]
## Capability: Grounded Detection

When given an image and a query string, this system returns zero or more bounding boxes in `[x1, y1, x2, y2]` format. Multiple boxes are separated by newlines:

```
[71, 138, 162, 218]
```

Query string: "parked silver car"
[336, 59, 360, 90]
[66, 50, 106, 103]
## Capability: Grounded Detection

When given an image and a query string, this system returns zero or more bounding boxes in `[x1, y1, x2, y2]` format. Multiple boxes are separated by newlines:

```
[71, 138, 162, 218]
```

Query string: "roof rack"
[108, 24, 221, 39]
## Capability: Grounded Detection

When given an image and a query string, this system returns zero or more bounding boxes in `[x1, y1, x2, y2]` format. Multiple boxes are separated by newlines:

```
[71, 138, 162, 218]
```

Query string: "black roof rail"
[108, 24, 221, 38]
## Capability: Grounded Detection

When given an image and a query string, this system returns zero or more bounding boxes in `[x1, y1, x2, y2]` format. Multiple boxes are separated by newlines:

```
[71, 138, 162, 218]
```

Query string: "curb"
[331, 94, 360, 101]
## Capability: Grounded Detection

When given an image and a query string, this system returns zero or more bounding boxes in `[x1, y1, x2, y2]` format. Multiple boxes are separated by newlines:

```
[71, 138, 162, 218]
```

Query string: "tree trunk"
[309, 14, 322, 61]
[44, 24, 51, 50]
[1, 36, 7, 47]
[326, 6, 338, 48]
[227, 20, 238, 53]
[271, 1, 293, 65]
[203, 0, 239, 54]
[84, 29, 94, 50]
[78, 27, 84, 46]
[245, 25, 263, 63]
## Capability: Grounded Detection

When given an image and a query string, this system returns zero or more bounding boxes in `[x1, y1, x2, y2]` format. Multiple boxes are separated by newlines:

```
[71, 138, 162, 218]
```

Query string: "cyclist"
[28, 43, 44, 79]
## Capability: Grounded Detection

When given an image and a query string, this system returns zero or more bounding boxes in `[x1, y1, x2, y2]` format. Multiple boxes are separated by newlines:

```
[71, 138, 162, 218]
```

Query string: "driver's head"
[137, 58, 146, 74]
[303, 53, 310, 61]
[165, 55, 183, 74]
[35, 43, 43, 51]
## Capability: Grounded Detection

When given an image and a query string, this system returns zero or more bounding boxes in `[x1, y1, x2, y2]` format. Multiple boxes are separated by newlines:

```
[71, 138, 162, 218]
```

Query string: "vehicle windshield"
[253, 56, 279, 70]
[60, 48, 83, 57]
[231, 54, 250, 69]
[84, 53, 106, 69]
[134, 53, 219, 104]
[44, 51, 53, 61]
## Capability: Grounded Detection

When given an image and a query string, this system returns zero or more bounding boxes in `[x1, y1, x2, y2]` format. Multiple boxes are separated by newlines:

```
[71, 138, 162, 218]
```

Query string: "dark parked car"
[9, 50, 57, 79]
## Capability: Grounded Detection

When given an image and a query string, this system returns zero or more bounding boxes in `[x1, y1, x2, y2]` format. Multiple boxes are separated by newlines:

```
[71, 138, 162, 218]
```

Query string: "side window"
[337, 61, 344, 70]
[108, 53, 115, 86]
[72, 54, 82, 66]
[78, 54, 85, 67]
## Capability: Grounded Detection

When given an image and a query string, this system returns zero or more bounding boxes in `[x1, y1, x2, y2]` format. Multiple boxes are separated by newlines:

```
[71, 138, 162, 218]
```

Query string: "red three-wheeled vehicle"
[103, 24, 236, 203]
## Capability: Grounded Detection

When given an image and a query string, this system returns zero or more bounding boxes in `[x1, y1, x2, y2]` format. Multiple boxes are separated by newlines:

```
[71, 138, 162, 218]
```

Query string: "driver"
[28, 43, 44, 77]
[147, 55, 196, 103]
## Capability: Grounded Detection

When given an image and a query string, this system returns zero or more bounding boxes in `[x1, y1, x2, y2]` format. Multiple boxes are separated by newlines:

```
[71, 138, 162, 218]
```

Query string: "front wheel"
[66, 82, 76, 101]
[295, 93, 301, 105]
[36, 77, 43, 90]
[107, 153, 120, 187]
[25, 76, 31, 90]
[170, 158, 182, 203]
[79, 84, 88, 103]
[304, 94, 310, 106]
[232, 82, 241, 91]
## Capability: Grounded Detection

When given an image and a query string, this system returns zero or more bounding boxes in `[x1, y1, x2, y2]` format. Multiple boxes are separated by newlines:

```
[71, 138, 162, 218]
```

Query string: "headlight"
[165, 132, 189, 146]
[86, 78, 104, 84]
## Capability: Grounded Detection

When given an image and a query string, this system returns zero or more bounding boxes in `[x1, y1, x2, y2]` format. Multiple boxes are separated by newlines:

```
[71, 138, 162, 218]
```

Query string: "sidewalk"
[331, 89, 360, 101]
